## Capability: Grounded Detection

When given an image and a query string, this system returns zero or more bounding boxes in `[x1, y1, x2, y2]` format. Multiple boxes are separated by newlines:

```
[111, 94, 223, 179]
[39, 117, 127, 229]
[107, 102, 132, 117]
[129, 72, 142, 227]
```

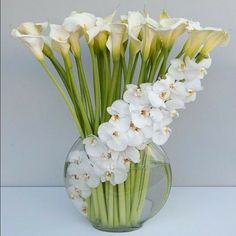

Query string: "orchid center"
[187, 88, 195, 96]
[112, 131, 120, 137]
[111, 114, 120, 121]
[159, 91, 170, 100]
[134, 88, 143, 97]
[140, 109, 150, 117]
[130, 122, 140, 131]
[162, 126, 171, 134]
[178, 62, 186, 71]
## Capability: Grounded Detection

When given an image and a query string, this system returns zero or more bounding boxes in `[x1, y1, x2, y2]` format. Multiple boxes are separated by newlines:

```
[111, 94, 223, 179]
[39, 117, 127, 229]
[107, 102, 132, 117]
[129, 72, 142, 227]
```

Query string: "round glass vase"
[64, 138, 172, 232]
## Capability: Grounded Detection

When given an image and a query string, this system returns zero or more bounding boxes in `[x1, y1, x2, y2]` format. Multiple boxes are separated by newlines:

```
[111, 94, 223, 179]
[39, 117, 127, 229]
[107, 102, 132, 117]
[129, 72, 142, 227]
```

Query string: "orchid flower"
[107, 100, 131, 132]
[83, 135, 107, 158]
[124, 84, 151, 105]
[148, 80, 171, 108]
[98, 122, 128, 151]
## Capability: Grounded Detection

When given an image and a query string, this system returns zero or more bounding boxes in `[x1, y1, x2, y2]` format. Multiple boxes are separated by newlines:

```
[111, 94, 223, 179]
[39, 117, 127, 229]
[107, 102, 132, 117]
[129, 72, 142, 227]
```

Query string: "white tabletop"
[1, 187, 236, 236]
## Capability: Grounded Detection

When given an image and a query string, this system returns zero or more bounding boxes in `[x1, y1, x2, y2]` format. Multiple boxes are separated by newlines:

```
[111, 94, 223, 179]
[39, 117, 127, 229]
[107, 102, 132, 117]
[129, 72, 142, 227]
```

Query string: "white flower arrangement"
[12, 9, 228, 228]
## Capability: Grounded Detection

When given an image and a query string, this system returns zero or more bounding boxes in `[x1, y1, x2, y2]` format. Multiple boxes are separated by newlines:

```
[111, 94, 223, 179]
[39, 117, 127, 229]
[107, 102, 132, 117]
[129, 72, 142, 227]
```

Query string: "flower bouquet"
[12, 9, 228, 232]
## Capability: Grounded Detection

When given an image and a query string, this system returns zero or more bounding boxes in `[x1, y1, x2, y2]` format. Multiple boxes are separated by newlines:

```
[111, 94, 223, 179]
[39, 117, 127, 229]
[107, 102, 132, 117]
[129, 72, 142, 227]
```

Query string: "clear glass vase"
[64, 138, 172, 232]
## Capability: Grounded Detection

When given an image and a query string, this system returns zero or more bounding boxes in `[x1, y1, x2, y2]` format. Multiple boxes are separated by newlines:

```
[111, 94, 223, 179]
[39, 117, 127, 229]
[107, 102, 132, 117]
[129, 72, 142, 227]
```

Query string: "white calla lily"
[106, 23, 128, 61]
[11, 22, 48, 60]
[63, 11, 96, 33]
[157, 18, 187, 48]
[49, 24, 70, 54]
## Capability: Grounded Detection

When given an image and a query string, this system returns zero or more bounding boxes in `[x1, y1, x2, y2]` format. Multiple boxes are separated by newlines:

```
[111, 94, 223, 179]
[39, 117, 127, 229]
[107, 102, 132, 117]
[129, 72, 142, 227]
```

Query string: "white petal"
[125, 147, 140, 163]
[152, 130, 170, 145]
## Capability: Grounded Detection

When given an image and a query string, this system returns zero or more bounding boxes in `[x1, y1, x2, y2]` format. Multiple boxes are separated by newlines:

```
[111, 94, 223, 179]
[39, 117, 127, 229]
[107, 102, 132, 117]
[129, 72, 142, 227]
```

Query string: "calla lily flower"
[63, 11, 96, 33]
[49, 24, 70, 54]
[86, 11, 116, 48]
[11, 22, 48, 60]
[157, 18, 187, 49]
[127, 11, 145, 57]
[106, 23, 128, 61]
[199, 28, 229, 57]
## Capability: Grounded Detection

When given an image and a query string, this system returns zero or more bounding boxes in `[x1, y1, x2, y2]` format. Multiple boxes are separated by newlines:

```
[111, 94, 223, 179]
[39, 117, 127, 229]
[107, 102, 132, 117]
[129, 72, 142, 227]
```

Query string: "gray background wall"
[1, 0, 236, 186]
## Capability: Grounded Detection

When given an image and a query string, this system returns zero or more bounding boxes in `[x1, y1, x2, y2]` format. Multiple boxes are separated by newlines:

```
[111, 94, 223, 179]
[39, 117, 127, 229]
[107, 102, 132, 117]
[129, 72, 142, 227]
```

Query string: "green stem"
[125, 172, 131, 225]
[89, 47, 101, 134]
[113, 185, 119, 227]
[63, 54, 93, 135]
[118, 183, 126, 225]
[39, 60, 84, 137]
[130, 54, 139, 84]
[102, 50, 111, 122]
[130, 150, 145, 225]
[75, 56, 95, 125]
[148, 51, 163, 82]
[107, 61, 120, 107]
[108, 183, 114, 227]
[136, 152, 151, 221]
[137, 58, 147, 85]
[158, 49, 169, 77]
[96, 183, 108, 226]
[91, 188, 99, 223]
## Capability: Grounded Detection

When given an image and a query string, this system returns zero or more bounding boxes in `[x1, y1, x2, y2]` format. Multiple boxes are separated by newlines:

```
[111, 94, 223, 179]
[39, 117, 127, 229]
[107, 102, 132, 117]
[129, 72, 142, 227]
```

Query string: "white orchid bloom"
[124, 83, 151, 105]
[165, 99, 185, 117]
[49, 24, 70, 54]
[117, 146, 140, 169]
[107, 100, 131, 131]
[126, 122, 145, 147]
[148, 80, 171, 108]
[67, 182, 91, 199]
[152, 111, 173, 145]
[184, 57, 211, 80]
[183, 78, 203, 103]
[98, 122, 128, 151]
[106, 23, 128, 61]
[72, 198, 88, 215]
[162, 74, 186, 100]
[127, 120, 153, 147]
[11, 22, 48, 60]
[100, 160, 128, 185]
[67, 150, 84, 164]
[83, 135, 107, 158]
[168, 57, 211, 81]
[152, 124, 172, 145]
[129, 104, 153, 128]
